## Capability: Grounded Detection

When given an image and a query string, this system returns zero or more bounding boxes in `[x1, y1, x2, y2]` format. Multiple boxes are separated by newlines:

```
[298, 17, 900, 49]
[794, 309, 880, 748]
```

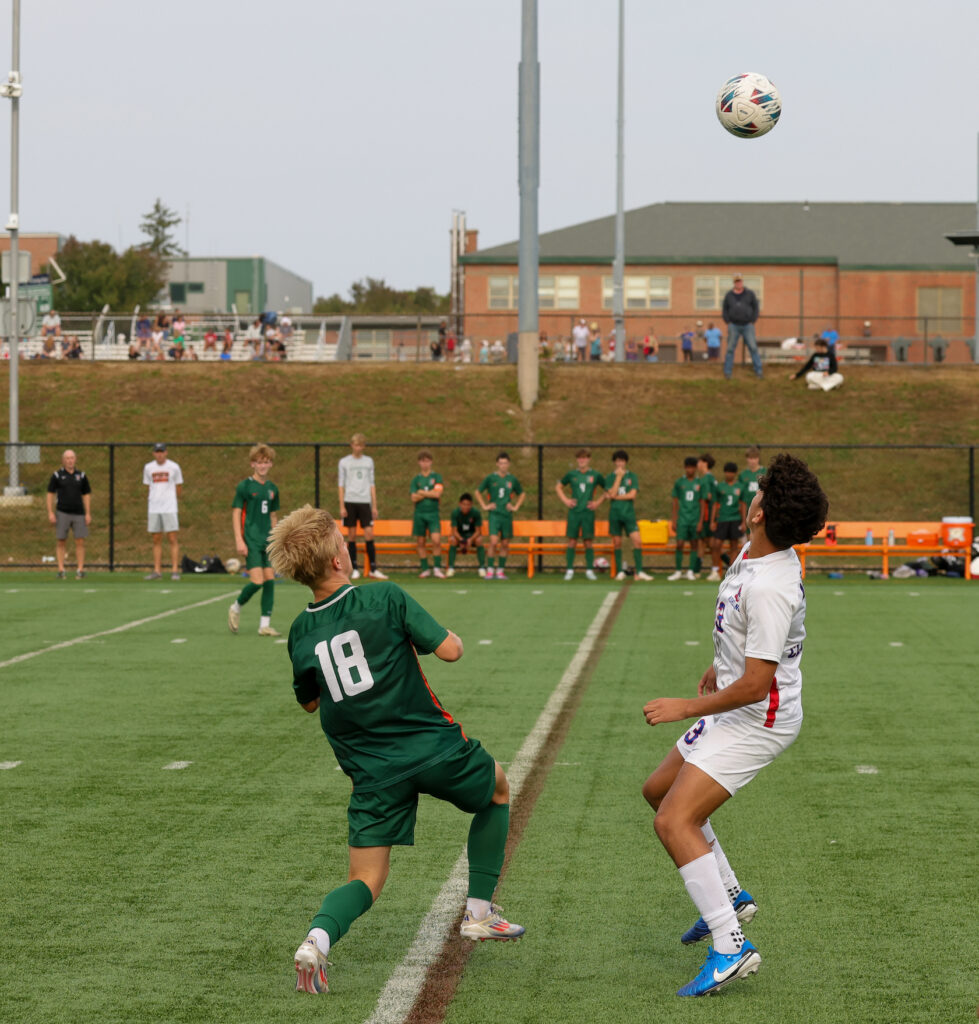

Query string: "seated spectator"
[625, 336, 639, 362]
[128, 342, 142, 360]
[490, 338, 505, 363]
[279, 315, 294, 340]
[64, 336, 83, 359]
[39, 334, 61, 359]
[172, 312, 186, 338]
[268, 335, 287, 360]
[642, 329, 658, 362]
[459, 337, 472, 363]
[149, 326, 164, 359]
[202, 328, 218, 352]
[479, 339, 490, 364]
[168, 333, 186, 360]
[41, 309, 62, 338]
[221, 330, 234, 360]
[154, 312, 171, 339]
[136, 315, 152, 343]
[788, 338, 844, 392]
[185, 344, 200, 361]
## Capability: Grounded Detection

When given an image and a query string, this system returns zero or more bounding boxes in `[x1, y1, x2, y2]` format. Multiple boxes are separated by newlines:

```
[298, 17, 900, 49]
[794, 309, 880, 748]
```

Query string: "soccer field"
[1, 574, 976, 1024]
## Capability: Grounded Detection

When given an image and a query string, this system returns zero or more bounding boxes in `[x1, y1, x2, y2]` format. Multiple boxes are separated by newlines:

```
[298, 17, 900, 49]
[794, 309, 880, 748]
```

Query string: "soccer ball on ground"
[715, 73, 781, 138]
[226, 557, 242, 574]
[593, 556, 610, 573]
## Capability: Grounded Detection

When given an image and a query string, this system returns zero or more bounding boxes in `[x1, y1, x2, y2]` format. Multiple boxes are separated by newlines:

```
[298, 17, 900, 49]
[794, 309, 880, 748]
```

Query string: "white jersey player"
[640, 453, 828, 999]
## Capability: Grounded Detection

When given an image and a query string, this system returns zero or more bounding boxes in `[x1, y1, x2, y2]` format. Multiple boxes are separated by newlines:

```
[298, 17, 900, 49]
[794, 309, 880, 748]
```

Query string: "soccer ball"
[594, 556, 610, 572]
[225, 557, 242, 573]
[715, 73, 781, 138]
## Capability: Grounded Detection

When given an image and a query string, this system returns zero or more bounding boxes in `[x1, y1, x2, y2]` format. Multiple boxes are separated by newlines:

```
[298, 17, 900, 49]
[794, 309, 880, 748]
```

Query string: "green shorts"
[346, 738, 497, 847]
[608, 507, 638, 537]
[566, 509, 596, 541]
[245, 544, 270, 570]
[488, 511, 514, 539]
[412, 510, 441, 537]
[675, 522, 699, 543]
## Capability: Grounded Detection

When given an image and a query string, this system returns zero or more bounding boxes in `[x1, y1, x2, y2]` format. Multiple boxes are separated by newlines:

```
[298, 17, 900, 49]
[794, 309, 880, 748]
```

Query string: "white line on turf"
[0, 591, 236, 671]
[0, 760, 23, 769]
[363, 590, 618, 1024]
[162, 761, 193, 770]
[171, 638, 187, 644]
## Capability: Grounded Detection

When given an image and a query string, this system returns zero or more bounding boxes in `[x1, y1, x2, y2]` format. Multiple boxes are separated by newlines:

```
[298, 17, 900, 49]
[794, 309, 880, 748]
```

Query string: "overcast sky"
[3, 0, 978, 300]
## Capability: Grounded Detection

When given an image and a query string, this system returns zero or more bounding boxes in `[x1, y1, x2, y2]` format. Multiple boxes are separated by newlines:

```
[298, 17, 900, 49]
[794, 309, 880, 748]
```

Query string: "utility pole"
[613, 0, 626, 362]
[517, 0, 540, 410]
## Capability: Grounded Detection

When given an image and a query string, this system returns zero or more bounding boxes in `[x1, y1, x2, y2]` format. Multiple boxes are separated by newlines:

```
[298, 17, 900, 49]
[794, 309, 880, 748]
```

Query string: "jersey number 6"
[314, 630, 375, 702]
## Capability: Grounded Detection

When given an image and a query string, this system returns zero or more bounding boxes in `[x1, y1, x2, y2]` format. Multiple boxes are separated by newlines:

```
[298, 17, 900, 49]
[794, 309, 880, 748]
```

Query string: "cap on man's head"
[153, 443, 167, 452]
[733, 272, 744, 281]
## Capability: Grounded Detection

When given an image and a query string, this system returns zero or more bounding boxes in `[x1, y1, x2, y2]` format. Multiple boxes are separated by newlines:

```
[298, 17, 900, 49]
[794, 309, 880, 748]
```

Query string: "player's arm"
[46, 489, 56, 522]
[509, 490, 526, 513]
[338, 484, 346, 518]
[642, 657, 776, 726]
[476, 486, 493, 511]
[370, 484, 378, 518]
[670, 495, 679, 532]
[232, 507, 247, 555]
[429, 482, 444, 499]
[83, 492, 92, 523]
[434, 630, 463, 661]
[555, 481, 573, 508]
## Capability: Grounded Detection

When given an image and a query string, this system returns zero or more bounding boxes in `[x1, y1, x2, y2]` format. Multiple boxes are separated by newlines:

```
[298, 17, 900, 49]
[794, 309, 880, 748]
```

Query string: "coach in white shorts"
[640, 453, 828, 999]
[143, 443, 184, 581]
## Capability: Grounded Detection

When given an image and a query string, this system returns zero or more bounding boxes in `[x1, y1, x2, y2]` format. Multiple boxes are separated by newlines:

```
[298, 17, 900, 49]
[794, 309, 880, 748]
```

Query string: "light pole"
[2, 0, 24, 495]
[612, 0, 626, 362]
[517, 0, 539, 410]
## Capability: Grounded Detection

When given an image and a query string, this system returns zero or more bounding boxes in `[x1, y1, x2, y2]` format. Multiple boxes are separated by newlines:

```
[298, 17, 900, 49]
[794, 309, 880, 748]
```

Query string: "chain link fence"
[2, 441, 975, 573]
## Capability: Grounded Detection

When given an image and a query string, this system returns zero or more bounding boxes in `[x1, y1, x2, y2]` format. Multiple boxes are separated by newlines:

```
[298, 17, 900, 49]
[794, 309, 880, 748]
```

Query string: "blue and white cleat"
[680, 889, 757, 945]
[460, 905, 525, 941]
[676, 940, 761, 997]
[294, 938, 329, 994]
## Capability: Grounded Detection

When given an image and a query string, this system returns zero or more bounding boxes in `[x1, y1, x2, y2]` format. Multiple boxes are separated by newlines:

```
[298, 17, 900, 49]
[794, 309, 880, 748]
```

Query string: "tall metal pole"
[974, 132, 978, 364]
[612, 0, 626, 362]
[4, 0, 23, 494]
[517, 0, 540, 410]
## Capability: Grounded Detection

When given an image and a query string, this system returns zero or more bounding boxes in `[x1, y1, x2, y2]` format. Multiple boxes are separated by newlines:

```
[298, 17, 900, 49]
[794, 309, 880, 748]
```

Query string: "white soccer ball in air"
[226, 557, 242, 573]
[716, 72, 782, 138]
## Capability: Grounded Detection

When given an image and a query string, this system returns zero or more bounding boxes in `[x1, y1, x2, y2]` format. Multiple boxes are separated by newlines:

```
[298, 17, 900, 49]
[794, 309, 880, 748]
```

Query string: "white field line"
[364, 590, 619, 1024]
[0, 591, 236, 671]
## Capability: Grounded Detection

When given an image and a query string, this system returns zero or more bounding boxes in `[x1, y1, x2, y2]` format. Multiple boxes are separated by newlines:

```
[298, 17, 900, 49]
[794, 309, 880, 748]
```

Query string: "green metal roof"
[462, 202, 978, 269]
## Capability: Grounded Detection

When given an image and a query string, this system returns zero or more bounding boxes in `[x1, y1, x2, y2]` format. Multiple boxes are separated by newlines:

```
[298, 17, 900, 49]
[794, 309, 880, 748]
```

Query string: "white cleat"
[667, 571, 683, 581]
[615, 571, 627, 581]
[585, 569, 598, 580]
[432, 567, 446, 579]
[460, 905, 525, 942]
[445, 567, 456, 578]
[707, 569, 721, 582]
[635, 571, 654, 581]
[258, 626, 282, 637]
[477, 567, 487, 578]
[685, 570, 698, 581]
[350, 568, 362, 580]
[563, 569, 574, 581]
[227, 602, 240, 633]
[294, 937, 329, 994]
[419, 569, 432, 578]
[368, 569, 388, 580]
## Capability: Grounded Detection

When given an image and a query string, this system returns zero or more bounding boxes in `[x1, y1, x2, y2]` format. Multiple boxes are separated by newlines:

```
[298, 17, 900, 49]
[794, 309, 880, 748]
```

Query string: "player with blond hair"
[228, 443, 281, 636]
[267, 505, 523, 994]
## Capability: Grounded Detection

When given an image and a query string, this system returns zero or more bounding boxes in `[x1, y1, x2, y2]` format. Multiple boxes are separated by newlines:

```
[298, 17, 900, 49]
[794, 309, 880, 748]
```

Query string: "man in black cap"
[722, 273, 763, 380]
[142, 443, 184, 580]
[46, 449, 92, 579]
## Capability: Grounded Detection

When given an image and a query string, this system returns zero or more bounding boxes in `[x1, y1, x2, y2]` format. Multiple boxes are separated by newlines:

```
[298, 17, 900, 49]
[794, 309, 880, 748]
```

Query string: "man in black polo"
[46, 449, 92, 579]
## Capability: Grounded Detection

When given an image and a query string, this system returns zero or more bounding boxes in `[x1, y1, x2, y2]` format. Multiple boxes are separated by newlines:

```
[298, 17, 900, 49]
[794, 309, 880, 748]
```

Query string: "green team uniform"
[478, 472, 523, 538]
[451, 506, 483, 546]
[288, 582, 495, 846]
[232, 477, 280, 568]
[714, 480, 744, 523]
[604, 470, 639, 536]
[561, 468, 603, 539]
[698, 472, 717, 539]
[410, 472, 443, 536]
[737, 466, 765, 508]
[671, 476, 702, 543]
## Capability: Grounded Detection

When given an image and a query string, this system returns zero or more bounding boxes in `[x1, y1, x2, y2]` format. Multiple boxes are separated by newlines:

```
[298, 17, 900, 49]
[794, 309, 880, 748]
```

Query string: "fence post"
[537, 444, 544, 575]
[970, 446, 975, 523]
[314, 444, 321, 508]
[108, 443, 115, 572]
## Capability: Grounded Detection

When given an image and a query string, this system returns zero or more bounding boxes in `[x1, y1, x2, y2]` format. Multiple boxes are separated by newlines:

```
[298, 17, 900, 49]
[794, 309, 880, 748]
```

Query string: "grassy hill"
[1, 361, 976, 567]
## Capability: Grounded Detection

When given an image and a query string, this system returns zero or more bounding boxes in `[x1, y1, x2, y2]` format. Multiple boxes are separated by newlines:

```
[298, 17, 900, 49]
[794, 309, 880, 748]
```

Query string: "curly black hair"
[758, 453, 829, 548]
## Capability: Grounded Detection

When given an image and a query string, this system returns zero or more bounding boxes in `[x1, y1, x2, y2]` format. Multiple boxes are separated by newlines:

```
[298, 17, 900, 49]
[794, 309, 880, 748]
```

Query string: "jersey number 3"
[314, 630, 375, 702]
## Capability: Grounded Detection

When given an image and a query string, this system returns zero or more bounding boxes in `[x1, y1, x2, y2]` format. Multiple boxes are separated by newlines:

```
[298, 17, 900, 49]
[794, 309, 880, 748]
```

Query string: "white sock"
[678, 853, 744, 955]
[231, 601, 240, 612]
[308, 927, 330, 957]
[465, 897, 492, 921]
[702, 819, 741, 900]
[260, 615, 271, 629]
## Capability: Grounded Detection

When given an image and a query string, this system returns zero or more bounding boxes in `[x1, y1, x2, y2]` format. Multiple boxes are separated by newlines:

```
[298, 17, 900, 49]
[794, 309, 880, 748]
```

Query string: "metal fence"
[3, 441, 975, 573]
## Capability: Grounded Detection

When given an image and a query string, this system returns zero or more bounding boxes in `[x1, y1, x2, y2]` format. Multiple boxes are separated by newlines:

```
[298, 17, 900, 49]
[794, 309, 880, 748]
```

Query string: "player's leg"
[55, 537, 66, 576]
[709, 533, 722, 581]
[168, 531, 180, 576]
[415, 525, 430, 576]
[669, 537, 685, 580]
[345, 518, 359, 578]
[447, 536, 459, 571]
[363, 521, 384, 578]
[258, 564, 279, 635]
[497, 536, 510, 579]
[431, 531, 444, 577]
[486, 533, 499, 574]
[564, 516, 578, 579]
[75, 536, 86, 576]
[151, 532, 163, 575]
[474, 534, 487, 575]
[743, 323, 763, 378]
[629, 528, 651, 579]
[722, 324, 738, 379]
[229, 552, 264, 633]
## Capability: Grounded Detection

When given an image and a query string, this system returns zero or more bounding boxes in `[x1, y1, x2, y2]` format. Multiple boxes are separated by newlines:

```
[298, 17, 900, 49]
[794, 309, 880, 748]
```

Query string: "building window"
[187, 282, 205, 294]
[169, 283, 186, 304]
[539, 275, 580, 309]
[354, 329, 392, 359]
[488, 275, 518, 309]
[602, 275, 671, 309]
[916, 286, 962, 334]
[694, 275, 764, 311]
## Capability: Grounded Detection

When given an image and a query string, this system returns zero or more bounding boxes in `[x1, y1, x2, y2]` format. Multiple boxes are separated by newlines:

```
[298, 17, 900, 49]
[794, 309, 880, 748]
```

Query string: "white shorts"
[148, 512, 179, 533]
[675, 712, 800, 795]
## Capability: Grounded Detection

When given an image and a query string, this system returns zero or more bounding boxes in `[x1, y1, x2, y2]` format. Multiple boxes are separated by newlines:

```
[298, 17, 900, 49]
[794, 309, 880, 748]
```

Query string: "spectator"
[681, 327, 695, 363]
[171, 312, 186, 339]
[136, 315, 152, 344]
[429, 332, 443, 361]
[186, 344, 200, 361]
[41, 309, 62, 339]
[46, 449, 91, 579]
[460, 337, 473, 363]
[446, 332, 457, 361]
[551, 338, 568, 362]
[279, 315, 294, 340]
[38, 334, 61, 359]
[722, 273, 762, 380]
[788, 337, 844, 391]
[625, 336, 639, 362]
[149, 324, 165, 359]
[643, 329, 659, 363]
[64, 336, 83, 359]
[589, 323, 602, 362]
[490, 338, 505, 363]
[820, 325, 839, 352]
[479, 339, 490, 364]
[221, 329, 234, 359]
[572, 317, 589, 363]
[203, 328, 218, 353]
[127, 341, 142, 361]
[268, 335, 287, 361]
[143, 443, 183, 581]
[705, 321, 722, 361]
[154, 312, 171, 339]
[168, 332, 186, 360]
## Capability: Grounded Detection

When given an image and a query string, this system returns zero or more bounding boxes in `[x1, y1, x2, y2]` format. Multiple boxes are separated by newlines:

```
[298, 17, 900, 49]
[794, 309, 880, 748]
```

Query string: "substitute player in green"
[228, 443, 281, 636]
[697, 453, 719, 581]
[604, 449, 653, 581]
[738, 446, 765, 523]
[668, 456, 703, 582]
[447, 492, 487, 577]
[711, 462, 745, 574]
[477, 451, 525, 580]
[556, 448, 604, 581]
[267, 505, 524, 995]
[410, 450, 445, 578]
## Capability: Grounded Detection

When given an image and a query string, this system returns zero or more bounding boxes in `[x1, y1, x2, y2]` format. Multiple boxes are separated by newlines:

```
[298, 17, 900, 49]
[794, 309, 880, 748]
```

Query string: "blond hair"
[351, 433, 366, 446]
[267, 505, 343, 588]
[249, 442, 276, 464]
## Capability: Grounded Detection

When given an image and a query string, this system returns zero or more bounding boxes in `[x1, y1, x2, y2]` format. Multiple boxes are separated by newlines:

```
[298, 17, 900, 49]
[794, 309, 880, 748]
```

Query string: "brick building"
[459, 202, 978, 362]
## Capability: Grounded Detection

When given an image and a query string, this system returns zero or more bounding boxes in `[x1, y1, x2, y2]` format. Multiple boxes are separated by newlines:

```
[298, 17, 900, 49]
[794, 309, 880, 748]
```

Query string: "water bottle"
[887, 529, 895, 547]
[864, 528, 873, 545]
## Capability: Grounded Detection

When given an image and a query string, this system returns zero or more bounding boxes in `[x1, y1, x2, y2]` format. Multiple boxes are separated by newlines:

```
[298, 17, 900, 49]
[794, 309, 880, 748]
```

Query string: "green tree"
[53, 236, 166, 311]
[313, 277, 449, 316]
[139, 198, 186, 258]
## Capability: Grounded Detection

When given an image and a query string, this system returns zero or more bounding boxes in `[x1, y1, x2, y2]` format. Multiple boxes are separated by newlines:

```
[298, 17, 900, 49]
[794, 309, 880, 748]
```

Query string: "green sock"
[260, 579, 274, 615]
[311, 879, 374, 947]
[477, 546, 486, 567]
[585, 548, 594, 569]
[448, 546, 457, 568]
[420, 557, 429, 571]
[467, 803, 509, 901]
[692, 554, 701, 573]
[675, 547, 684, 571]
[634, 548, 644, 572]
[565, 547, 575, 569]
[238, 581, 261, 605]
[499, 555, 507, 569]
[614, 548, 623, 574]
[434, 555, 443, 569]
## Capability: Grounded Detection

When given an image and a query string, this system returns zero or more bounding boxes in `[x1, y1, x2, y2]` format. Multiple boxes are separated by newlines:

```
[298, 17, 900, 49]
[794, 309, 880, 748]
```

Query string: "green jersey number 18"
[314, 630, 375, 702]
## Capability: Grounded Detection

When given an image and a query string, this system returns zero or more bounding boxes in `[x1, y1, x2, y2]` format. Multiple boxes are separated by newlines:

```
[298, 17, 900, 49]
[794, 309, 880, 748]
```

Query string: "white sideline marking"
[684, 641, 700, 646]
[84, 589, 97, 593]
[834, 591, 845, 596]
[0, 591, 236, 671]
[275, 638, 288, 644]
[5, 589, 19, 593]
[855, 765, 879, 775]
[532, 590, 543, 595]
[171, 638, 187, 644]
[889, 642, 904, 647]
[909, 592, 919, 596]
[454, 590, 468, 595]
[478, 639, 492, 645]
[683, 591, 693, 596]
[162, 761, 192, 770]
[0, 760, 23, 769]
[364, 591, 618, 1024]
